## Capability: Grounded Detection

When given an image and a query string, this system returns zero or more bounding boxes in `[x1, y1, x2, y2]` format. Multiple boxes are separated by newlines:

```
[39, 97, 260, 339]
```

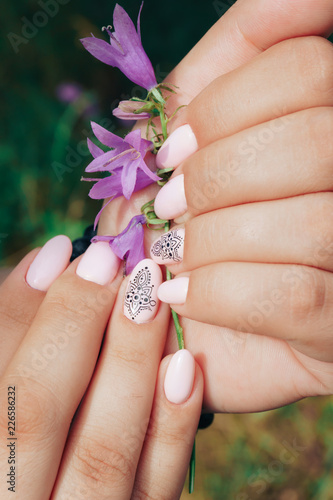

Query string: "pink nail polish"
[156, 124, 198, 169]
[26, 235, 72, 291]
[164, 349, 195, 404]
[154, 175, 187, 220]
[76, 242, 120, 285]
[124, 259, 162, 324]
[150, 228, 185, 265]
[157, 276, 189, 305]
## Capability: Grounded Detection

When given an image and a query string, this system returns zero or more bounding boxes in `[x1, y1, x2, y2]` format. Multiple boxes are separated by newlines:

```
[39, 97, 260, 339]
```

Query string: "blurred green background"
[1, 1, 333, 498]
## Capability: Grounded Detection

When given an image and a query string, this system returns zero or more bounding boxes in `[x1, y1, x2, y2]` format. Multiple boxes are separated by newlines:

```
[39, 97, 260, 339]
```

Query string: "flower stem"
[189, 440, 196, 494]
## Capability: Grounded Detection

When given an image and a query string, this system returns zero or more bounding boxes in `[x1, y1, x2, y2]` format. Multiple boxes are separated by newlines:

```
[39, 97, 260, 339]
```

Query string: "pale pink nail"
[76, 242, 120, 285]
[156, 124, 198, 169]
[150, 228, 185, 265]
[26, 235, 72, 291]
[154, 175, 187, 220]
[157, 276, 189, 305]
[164, 349, 195, 404]
[124, 259, 162, 324]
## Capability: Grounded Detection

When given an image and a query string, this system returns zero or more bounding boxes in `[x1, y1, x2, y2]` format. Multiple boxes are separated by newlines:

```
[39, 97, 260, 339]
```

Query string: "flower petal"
[121, 159, 138, 200]
[112, 107, 150, 120]
[85, 150, 120, 173]
[88, 174, 122, 199]
[80, 36, 120, 66]
[87, 138, 104, 158]
[91, 121, 125, 149]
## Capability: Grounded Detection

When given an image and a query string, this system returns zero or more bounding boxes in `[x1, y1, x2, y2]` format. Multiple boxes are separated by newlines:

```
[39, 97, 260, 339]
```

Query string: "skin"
[98, 0, 333, 413]
[0, 251, 203, 499]
[1, 0, 333, 497]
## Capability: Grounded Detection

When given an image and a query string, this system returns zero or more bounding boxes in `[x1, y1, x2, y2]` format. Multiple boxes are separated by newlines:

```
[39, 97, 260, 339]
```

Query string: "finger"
[166, 0, 333, 108]
[0, 242, 120, 500]
[151, 193, 333, 275]
[0, 236, 72, 376]
[156, 36, 333, 170]
[100, 0, 333, 236]
[52, 259, 168, 500]
[132, 352, 203, 500]
[157, 262, 333, 363]
[152, 106, 333, 221]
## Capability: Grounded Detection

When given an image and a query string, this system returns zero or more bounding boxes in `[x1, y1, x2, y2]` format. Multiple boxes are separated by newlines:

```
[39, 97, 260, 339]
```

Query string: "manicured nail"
[124, 258, 162, 324]
[154, 175, 187, 220]
[150, 228, 185, 265]
[156, 124, 198, 169]
[157, 276, 189, 305]
[164, 349, 195, 404]
[26, 235, 72, 291]
[76, 242, 120, 285]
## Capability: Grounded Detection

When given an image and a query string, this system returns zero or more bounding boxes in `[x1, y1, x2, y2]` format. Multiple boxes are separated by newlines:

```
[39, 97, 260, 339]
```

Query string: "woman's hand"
[97, 0, 333, 413]
[0, 238, 203, 499]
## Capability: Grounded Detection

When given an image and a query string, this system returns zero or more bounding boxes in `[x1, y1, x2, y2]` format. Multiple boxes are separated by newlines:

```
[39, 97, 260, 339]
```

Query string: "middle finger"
[151, 192, 333, 274]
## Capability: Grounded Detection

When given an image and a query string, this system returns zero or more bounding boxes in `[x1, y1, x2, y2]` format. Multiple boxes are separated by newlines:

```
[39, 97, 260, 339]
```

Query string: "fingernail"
[156, 124, 198, 169]
[157, 276, 189, 305]
[164, 349, 195, 404]
[150, 228, 185, 265]
[26, 235, 72, 291]
[124, 258, 162, 324]
[154, 175, 187, 220]
[76, 242, 120, 285]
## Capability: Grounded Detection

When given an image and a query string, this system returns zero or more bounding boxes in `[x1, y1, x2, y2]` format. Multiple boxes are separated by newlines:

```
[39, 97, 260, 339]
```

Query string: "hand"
[98, 0, 333, 413]
[0, 237, 203, 499]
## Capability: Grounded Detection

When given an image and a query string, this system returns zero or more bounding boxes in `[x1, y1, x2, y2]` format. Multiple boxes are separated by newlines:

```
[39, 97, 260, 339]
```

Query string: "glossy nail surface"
[156, 124, 198, 169]
[150, 228, 185, 265]
[26, 235, 72, 291]
[164, 349, 195, 404]
[76, 242, 120, 285]
[124, 259, 162, 324]
[154, 175, 187, 220]
[157, 276, 189, 305]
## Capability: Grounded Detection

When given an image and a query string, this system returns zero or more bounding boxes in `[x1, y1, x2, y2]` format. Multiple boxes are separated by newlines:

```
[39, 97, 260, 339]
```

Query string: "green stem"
[164, 221, 185, 350]
[159, 106, 168, 141]
[189, 441, 196, 494]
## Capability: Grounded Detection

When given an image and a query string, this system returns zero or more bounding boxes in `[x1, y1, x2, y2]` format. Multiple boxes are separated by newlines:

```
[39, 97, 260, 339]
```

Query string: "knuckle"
[133, 482, 165, 500]
[110, 345, 152, 372]
[0, 379, 63, 445]
[73, 435, 134, 489]
[306, 193, 333, 258]
[45, 290, 96, 323]
[288, 266, 328, 325]
[305, 108, 333, 169]
[293, 36, 333, 96]
[146, 411, 189, 448]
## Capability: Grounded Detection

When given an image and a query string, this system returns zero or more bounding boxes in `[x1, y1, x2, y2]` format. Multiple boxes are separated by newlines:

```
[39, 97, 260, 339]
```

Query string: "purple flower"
[81, 4, 157, 91]
[113, 100, 151, 120]
[92, 214, 146, 274]
[83, 122, 159, 227]
[56, 82, 83, 103]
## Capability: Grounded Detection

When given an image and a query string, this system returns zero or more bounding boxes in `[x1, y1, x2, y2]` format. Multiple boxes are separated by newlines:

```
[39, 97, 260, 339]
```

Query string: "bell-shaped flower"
[83, 122, 159, 227]
[92, 214, 146, 274]
[81, 4, 157, 91]
[112, 100, 152, 120]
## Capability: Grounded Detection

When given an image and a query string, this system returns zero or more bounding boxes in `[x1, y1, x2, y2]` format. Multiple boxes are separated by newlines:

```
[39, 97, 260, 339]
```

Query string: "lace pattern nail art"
[151, 228, 184, 263]
[125, 265, 156, 321]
